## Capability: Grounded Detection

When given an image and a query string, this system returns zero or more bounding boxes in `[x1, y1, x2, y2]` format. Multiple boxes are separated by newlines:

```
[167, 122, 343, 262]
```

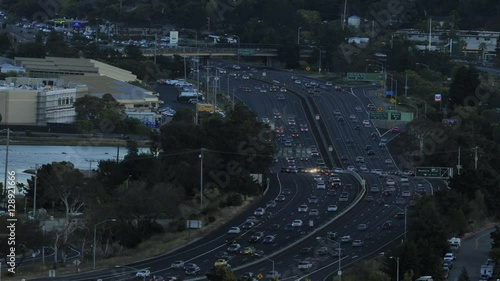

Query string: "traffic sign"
[369, 112, 388, 120]
[238, 49, 256, 55]
[390, 98, 396, 104]
[435, 94, 442, 102]
[257, 273, 264, 279]
[306, 66, 311, 71]
[346, 72, 365, 80]
[390, 112, 402, 120]
[416, 167, 440, 177]
[377, 107, 383, 112]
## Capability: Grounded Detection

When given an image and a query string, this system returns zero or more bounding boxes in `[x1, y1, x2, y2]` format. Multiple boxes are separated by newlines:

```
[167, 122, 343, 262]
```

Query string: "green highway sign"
[416, 167, 440, 177]
[238, 49, 256, 55]
[390, 112, 402, 120]
[369, 112, 388, 120]
[347, 72, 365, 80]
[347, 72, 383, 81]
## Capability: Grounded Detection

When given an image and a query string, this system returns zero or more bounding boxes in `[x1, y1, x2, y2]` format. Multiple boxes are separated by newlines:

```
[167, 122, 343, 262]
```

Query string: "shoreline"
[0, 136, 150, 147]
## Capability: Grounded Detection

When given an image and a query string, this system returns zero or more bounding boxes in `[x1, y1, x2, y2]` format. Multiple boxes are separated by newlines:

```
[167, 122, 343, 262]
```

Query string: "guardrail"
[141, 47, 279, 56]
[184, 75, 367, 281]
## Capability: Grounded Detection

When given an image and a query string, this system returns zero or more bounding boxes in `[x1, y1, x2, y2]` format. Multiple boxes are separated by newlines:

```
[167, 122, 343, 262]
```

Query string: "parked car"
[298, 261, 314, 270]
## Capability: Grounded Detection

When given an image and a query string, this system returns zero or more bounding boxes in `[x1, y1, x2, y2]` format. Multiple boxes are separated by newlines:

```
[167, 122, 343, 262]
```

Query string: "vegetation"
[17, 102, 273, 265]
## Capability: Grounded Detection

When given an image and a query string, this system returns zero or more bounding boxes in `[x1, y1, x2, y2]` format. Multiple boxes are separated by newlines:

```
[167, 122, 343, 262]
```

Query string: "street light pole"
[327, 238, 342, 281]
[297, 27, 302, 45]
[263, 256, 275, 278]
[199, 148, 205, 209]
[33, 164, 38, 218]
[93, 219, 116, 269]
[234, 35, 240, 62]
[310, 46, 322, 75]
[390, 256, 400, 281]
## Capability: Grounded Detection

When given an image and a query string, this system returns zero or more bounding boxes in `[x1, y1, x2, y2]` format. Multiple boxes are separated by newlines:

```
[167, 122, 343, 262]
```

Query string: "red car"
[390, 127, 400, 133]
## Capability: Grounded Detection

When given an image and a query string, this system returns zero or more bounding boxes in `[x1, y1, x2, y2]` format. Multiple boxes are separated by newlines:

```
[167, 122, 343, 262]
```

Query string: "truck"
[479, 259, 495, 281]
[448, 237, 461, 251]
[177, 91, 202, 103]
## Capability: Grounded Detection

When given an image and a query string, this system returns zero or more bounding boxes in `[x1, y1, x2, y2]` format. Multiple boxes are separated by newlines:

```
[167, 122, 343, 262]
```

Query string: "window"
[58, 98, 62, 105]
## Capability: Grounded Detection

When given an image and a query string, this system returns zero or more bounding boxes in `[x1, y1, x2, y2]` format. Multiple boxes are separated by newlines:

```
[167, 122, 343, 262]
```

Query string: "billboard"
[169, 31, 179, 45]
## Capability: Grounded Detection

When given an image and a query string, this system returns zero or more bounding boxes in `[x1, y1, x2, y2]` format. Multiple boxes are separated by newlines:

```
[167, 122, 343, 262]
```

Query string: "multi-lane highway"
[30, 60, 434, 281]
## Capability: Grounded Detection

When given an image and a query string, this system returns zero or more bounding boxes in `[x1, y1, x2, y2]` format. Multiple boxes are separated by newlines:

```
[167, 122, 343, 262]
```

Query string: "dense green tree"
[458, 267, 470, 281]
[206, 266, 236, 281]
[448, 65, 481, 109]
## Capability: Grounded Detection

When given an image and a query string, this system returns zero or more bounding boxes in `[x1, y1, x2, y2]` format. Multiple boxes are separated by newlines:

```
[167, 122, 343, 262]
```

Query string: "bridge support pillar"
[266, 56, 279, 68]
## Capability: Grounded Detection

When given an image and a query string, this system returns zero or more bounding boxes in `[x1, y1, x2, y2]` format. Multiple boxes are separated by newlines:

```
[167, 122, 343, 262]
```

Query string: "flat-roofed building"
[14, 57, 138, 82]
[0, 87, 38, 125]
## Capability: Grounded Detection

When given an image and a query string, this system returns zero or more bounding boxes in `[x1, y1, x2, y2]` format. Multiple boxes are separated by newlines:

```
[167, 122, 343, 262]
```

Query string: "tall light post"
[32, 164, 38, 218]
[297, 27, 302, 45]
[182, 28, 198, 50]
[408, 96, 428, 117]
[199, 148, 205, 209]
[93, 219, 117, 269]
[388, 74, 398, 109]
[310, 46, 322, 75]
[263, 256, 275, 278]
[327, 238, 342, 281]
[390, 256, 400, 281]
[342, 0, 348, 30]
[366, 59, 386, 92]
[233, 35, 240, 62]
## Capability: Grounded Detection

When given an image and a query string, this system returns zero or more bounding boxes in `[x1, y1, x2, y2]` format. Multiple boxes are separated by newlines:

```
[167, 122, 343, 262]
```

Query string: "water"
[0, 145, 149, 185]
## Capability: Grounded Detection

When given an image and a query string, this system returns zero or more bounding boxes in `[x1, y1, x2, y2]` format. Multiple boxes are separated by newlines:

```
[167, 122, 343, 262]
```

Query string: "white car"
[402, 190, 411, 197]
[362, 119, 370, 125]
[136, 270, 151, 277]
[352, 240, 364, 247]
[171, 260, 185, 268]
[443, 253, 455, 262]
[325, 81, 333, 86]
[298, 261, 314, 269]
[228, 227, 241, 234]
[359, 165, 368, 172]
[327, 205, 338, 212]
[254, 207, 266, 216]
[295, 80, 301, 84]
[386, 178, 396, 185]
[298, 204, 308, 212]
[334, 168, 343, 173]
[242, 75, 249, 79]
[227, 243, 242, 252]
[340, 235, 352, 243]
[292, 219, 303, 227]
[316, 181, 326, 189]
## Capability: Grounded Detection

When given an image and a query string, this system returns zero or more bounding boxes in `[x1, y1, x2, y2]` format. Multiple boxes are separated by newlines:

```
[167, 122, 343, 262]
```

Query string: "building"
[0, 79, 88, 126]
[14, 57, 138, 82]
[395, 29, 500, 59]
[59, 75, 160, 112]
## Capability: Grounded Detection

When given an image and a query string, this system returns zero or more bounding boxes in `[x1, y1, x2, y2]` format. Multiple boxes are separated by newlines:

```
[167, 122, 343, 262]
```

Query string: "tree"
[124, 45, 143, 60]
[73, 94, 125, 132]
[206, 266, 236, 281]
[458, 267, 470, 281]
[368, 271, 391, 281]
[449, 65, 480, 109]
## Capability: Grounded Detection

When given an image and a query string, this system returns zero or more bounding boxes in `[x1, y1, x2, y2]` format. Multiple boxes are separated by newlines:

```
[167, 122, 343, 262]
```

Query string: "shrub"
[226, 193, 243, 206]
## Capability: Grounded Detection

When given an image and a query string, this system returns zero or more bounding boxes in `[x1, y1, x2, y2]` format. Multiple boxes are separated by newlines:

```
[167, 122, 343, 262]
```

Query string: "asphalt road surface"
[447, 226, 495, 281]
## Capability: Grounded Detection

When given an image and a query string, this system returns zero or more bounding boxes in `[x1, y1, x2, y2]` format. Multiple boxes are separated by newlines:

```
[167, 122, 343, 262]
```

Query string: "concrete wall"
[0, 89, 38, 125]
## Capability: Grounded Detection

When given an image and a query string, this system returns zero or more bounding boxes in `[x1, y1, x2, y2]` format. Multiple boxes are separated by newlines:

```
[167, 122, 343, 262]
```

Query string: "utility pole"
[33, 164, 38, 218]
[86, 160, 93, 177]
[474, 146, 478, 170]
[199, 148, 205, 209]
[206, 61, 210, 103]
[3, 128, 9, 197]
[116, 145, 120, 163]
[457, 147, 461, 175]
[342, 0, 348, 30]
[404, 71, 409, 97]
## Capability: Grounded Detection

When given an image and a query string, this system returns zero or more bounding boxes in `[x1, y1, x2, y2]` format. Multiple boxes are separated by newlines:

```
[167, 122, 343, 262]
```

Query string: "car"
[254, 207, 266, 216]
[265, 271, 281, 279]
[308, 196, 319, 204]
[309, 209, 320, 216]
[228, 227, 241, 234]
[353, 125, 360, 131]
[340, 235, 352, 243]
[402, 190, 411, 197]
[371, 169, 383, 175]
[241, 272, 256, 280]
[365, 195, 374, 201]
[367, 150, 376, 156]
[328, 205, 338, 212]
[333, 167, 343, 173]
[277, 94, 285, 100]
[214, 259, 228, 266]
[370, 184, 380, 192]
[253, 250, 265, 257]
[383, 190, 392, 196]
[395, 212, 405, 219]
[334, 85, 341, 91]
[298, 204, 308, 212]
[263, 235, 276, 244]
[295, 80, 302, 84]
[355, 106, 363, 112]
[135, 270, 151, 278]
[356, 156, 365, 163]
[249, 232, 264, 243]
[316, 181, 326, 189]
[246, 216, 258, 223]
[327, 190, 337, 196]
[332, 247, 344, 257]
[280, 87, 287, 92]
[310, 149, 319, 156]
[382, 220, 393, 229]
[227, 243, 241, 252]
[282, 188, 291, 194]
[215, 251, 229, 259]
[333, 110, 341, 115]
[240, 246, 256, 255]
[165, 277, 178, 281]
[267, 200, 277, 208]
[359, 165, 369, 172]
[292, 219, 303, 227]
[443, 253, 455, 262]
[367, 103, 376, 110]
[391, 127, 400, 133]
[241, 222, 254, 229]
[298, 260, 314, 270]
[339, 192, 349, 201]
[317, 247, 330, 256]
[352, 240, 364, 247]
[242, 75, 249, 79]
[225, 236, 239, 244]
[386, 178, 396, 185]
[171, 260, 185, 268]
[357, 224, 368, 231]
[443, 261, 453, 270]
[362, 119, 370, 125]
[276, 195, 285, 202]
[396, 198, 406, 205]
[300, 247, 313, 256]
[185, 266, 201, 275]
